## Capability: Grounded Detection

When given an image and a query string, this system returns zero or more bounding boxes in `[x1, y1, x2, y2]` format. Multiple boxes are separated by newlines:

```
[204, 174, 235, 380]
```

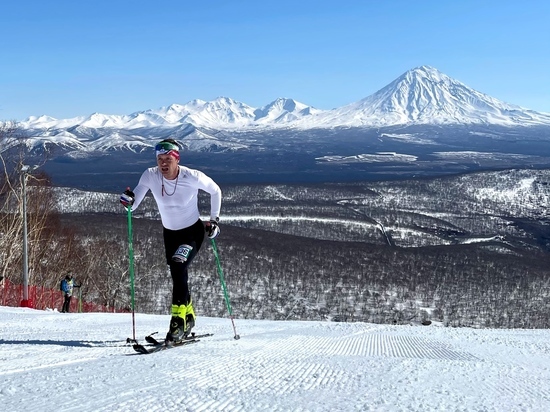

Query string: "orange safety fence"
[0, 278, 127, 313]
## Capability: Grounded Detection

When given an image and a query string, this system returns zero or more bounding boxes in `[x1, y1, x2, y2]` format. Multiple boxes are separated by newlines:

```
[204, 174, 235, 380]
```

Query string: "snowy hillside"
[42, 169, 550, 330]
[1, 306, 549, 411]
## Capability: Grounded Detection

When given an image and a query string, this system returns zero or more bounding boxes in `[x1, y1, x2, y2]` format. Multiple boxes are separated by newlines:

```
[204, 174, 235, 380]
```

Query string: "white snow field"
[1, 306, 549, 412]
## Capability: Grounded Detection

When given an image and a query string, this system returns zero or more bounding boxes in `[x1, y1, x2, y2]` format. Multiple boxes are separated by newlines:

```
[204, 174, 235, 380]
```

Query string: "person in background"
[120, 138, 221, 345]
[60, 273, 80, 313]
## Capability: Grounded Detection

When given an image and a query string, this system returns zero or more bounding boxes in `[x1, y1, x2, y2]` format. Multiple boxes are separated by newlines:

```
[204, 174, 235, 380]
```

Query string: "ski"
[144, 331, 214, 346]
[132, 332, 214, 355]
[133, 338, 198, 354]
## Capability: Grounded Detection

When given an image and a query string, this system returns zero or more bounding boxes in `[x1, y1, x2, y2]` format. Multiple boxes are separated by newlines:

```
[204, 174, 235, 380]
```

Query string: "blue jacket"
[61, 278, 74, 296]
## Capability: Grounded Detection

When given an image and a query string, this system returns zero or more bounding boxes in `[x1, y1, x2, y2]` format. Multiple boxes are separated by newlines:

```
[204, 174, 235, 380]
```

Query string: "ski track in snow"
[1, 308, 550, 411]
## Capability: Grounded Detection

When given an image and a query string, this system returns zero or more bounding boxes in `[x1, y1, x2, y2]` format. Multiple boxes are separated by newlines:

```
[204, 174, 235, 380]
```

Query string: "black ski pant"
[62, 294, 71, 313]
[163, 219, 205, 306]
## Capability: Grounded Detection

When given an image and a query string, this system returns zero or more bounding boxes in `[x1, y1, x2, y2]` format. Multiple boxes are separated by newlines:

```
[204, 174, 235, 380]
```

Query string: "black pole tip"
[234, 334, 241, 340]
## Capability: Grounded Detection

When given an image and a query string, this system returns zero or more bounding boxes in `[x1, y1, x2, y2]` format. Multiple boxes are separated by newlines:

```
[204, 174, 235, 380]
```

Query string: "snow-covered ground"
[1, 306, 549, 411]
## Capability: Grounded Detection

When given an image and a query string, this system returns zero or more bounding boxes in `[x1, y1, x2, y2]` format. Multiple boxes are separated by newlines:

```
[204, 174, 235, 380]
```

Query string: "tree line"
[58, 214, 550, 328]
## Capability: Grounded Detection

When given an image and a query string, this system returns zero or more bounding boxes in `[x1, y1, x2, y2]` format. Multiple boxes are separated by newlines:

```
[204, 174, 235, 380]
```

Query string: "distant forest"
[61, 214, 549, 329]
[54, 168, 550, 329]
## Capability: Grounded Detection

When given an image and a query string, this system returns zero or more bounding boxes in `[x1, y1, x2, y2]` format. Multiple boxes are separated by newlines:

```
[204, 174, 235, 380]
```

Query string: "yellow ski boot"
[166, 304, 187, 344]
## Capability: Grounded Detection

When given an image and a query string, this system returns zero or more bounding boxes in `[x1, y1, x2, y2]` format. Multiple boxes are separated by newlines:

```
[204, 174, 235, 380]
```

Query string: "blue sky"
[1, 0, 549, 120]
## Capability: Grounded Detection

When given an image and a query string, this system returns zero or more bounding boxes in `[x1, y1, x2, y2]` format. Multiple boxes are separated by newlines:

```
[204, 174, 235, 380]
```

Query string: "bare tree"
[0, 126, 74, 289]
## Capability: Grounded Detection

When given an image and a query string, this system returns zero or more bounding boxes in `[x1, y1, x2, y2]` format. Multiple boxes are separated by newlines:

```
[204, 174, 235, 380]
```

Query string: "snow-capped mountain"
[297, 66, 550, 127]
[254, 98, 323, 125]
[152, 96, 321, 128]
[5, 66, 550, 157]
[14, 66, 550, 132]
[143, 97, 261, 128]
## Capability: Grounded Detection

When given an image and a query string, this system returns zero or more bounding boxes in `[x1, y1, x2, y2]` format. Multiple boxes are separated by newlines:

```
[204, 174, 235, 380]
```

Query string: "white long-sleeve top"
[131, 165, 222, 231]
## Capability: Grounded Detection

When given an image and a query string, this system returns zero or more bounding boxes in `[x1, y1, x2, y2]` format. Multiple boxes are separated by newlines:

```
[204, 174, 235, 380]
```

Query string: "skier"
[60, 273, 80, 313]
[120, 139, 221, 345]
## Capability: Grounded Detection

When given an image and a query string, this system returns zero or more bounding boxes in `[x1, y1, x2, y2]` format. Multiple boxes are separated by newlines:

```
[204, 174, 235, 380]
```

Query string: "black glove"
[120, 188, 135, 208]
[205, 219, 220, 239]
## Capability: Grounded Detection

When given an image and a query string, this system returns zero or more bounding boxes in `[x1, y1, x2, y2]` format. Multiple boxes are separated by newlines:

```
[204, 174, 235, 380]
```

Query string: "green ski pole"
[210, 238, 240, 340]
[126, 204, 137, 343]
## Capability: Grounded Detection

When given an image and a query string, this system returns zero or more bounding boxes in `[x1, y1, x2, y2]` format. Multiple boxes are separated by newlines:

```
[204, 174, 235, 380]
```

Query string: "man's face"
[157, 154, 179, 179]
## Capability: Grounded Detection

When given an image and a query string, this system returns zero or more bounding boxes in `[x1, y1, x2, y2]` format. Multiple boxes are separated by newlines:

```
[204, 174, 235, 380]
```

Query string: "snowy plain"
[1, 307, 549, 411]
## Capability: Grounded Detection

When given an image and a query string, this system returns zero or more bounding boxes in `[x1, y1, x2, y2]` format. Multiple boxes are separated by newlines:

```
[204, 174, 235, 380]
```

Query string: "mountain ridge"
[13, 66, 550, 130]
[5, 66, 550, 158]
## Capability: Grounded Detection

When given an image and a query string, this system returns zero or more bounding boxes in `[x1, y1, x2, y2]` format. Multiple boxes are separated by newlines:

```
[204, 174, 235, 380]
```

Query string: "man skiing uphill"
[120, 139, 221, 345]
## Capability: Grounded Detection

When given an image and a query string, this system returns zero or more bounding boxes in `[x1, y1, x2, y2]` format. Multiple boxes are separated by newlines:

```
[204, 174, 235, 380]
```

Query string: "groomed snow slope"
[1, 306, 549, 411]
